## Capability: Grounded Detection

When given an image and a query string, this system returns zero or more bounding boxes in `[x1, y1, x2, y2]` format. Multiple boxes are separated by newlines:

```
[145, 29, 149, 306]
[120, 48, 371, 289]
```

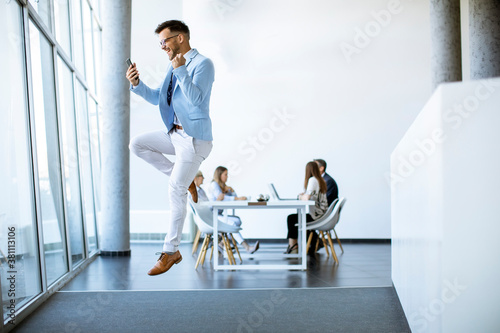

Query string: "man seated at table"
[314, 159, 339, 206]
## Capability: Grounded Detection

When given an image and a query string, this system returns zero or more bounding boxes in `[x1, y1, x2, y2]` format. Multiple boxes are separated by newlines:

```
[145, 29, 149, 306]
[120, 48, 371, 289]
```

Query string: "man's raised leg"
[129, 130, 175, 176]
[148, 132, 212, 276]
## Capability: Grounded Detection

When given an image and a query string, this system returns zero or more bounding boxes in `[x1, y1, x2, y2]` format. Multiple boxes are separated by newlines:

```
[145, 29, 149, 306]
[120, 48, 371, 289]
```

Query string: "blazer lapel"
[162, 66, 174, 93]
[184, 48, 199, 68]
[173, 49, 198, 94]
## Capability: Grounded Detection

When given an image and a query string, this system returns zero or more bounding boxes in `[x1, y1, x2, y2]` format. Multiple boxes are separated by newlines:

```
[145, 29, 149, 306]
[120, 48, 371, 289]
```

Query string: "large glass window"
[57, 57, 86, 266]
[54, 0, 72, 57]
[0, 2, 42, 322]
[75, 83, 98, 254]
[29, 20, 69, 286]
[1, 0, 104, 325]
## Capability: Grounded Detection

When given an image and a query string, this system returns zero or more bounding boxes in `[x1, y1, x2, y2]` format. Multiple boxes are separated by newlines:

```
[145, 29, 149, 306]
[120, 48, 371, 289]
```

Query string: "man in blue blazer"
[126, 20, 214, 276]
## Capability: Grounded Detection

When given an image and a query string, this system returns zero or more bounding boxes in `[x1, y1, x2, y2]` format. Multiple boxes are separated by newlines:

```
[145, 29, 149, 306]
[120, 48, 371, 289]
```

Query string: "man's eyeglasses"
[159, 34, 179, 47]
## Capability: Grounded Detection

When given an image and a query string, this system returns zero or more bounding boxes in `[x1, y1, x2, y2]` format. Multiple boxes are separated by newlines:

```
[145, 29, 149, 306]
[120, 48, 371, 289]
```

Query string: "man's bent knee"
[169, 181, 189, 196]
[129, 136, 143, 156]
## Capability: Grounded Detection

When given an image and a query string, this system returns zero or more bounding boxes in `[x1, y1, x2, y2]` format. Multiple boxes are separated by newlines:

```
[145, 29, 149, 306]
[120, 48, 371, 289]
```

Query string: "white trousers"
[130, 129, 212, 252]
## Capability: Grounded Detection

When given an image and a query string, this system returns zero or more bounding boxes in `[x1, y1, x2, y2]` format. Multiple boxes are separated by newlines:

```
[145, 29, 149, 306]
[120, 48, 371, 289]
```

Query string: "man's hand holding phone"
[126, 58, 140, 86]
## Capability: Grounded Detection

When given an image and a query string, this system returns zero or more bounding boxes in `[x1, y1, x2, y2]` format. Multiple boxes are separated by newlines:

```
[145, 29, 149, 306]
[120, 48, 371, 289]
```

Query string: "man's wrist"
[131, 79, 140, 88]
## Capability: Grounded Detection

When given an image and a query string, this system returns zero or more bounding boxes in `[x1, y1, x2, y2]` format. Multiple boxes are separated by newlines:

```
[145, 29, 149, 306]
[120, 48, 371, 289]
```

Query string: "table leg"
[213, 208, 219, 271]
[300, 207, 307, 270]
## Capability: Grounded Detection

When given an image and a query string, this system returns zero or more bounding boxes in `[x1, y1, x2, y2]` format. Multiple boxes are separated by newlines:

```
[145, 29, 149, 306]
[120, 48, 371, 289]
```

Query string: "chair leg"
[230, 233, 243, 263]
[333, 229, 344, 253]
[219, 233, 228, 263]
[195, 235, 209, 269]
[201, 234, 212, 266]
[315, 236, 320, 253]
[226, 234, 237, 265]
[192, 229, 201, 255]
[226, 234, 236, 265]
[196, 235, 208, 268]
[222, 233, 235, 265]
[306, 232, 314, 253]
[210, 236, 215, 261]
[326, 231, 339, 264]
[320, 231, 330, 258]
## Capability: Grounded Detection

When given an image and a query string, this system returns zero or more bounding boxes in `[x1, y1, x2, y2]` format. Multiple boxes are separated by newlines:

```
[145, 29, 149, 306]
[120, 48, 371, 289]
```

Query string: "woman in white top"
[209, 166, 259, 253]
[285, 161, 328, 254]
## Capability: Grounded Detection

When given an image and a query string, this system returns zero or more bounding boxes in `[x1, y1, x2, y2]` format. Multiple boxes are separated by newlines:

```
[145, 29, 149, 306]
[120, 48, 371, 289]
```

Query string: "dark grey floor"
[12, 287, 410, 333]
[62, 241, 392, 291]
[11, 242, 408, 333]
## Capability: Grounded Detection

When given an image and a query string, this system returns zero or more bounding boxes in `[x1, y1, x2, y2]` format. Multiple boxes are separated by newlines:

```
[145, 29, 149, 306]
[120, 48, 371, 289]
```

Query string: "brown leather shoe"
[147, 251, 182, 276]
[188, 181, 198, 203]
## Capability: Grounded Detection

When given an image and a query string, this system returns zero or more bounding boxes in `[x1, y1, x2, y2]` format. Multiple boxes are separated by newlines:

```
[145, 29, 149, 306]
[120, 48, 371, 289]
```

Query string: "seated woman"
[192, 170, 209, 201]
[285, 161, 329, 254]
[208, 166, 259, 254]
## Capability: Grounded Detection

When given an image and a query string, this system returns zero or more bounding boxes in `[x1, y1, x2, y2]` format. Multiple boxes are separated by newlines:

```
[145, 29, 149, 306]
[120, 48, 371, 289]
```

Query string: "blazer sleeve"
[324, 173, 339, 205]
[130, 80, 161, 106]
[173, 58, 215, 107]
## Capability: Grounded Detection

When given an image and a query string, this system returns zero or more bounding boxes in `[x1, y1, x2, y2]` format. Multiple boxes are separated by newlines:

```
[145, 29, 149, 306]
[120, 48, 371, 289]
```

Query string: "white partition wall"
[130, 0, 433, 240]
[391, 78, 500, 332]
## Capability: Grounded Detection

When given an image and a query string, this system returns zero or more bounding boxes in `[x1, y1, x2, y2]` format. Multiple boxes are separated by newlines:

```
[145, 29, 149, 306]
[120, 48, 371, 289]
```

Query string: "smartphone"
[126, 58, 139, 81]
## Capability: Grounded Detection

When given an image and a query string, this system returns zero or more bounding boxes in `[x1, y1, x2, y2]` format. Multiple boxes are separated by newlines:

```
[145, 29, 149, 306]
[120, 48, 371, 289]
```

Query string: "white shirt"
[172, 49, 196, 126]
[305, 177, 328, 220]
[197, 186, 209, 202]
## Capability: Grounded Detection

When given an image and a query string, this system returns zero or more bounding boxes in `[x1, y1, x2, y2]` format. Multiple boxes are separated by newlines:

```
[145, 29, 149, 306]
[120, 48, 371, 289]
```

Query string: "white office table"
[209, 200, 314, 271]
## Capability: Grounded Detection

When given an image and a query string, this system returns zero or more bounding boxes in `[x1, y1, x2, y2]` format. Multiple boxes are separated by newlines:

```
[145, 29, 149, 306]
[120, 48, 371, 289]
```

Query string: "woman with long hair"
[285, 161, 328, 254]
[210, 166, 247, 201]
[209, 166, 259, 253]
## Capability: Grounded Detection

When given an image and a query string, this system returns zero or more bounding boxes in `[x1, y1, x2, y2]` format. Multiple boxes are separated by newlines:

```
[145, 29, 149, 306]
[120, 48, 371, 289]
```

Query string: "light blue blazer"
[130, 48, 215, 141]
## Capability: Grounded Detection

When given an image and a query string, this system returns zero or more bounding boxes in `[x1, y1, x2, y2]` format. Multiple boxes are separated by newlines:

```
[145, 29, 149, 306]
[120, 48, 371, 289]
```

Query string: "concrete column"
[100, 0, 132, 254]
[430, 0, 462, 90]
[469, 0, 500, 79]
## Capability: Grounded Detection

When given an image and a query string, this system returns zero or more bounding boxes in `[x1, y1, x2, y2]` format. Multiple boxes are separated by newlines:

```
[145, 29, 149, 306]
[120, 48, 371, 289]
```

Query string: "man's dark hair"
[314, 159, 327, 171]
[155, 20, 190, 39]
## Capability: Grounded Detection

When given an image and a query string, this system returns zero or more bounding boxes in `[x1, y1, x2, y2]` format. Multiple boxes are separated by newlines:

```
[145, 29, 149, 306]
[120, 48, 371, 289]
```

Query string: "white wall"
[130, 0, 432, 239]
[392, 78, 500, 332]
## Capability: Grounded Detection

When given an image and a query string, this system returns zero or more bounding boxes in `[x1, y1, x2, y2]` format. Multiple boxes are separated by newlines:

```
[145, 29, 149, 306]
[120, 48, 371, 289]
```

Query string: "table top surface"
[206, 200, 314, 208]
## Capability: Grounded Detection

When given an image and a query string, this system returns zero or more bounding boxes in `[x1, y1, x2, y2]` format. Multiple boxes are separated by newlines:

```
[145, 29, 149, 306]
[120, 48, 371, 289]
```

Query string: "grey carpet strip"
[11, 287, 410, 333]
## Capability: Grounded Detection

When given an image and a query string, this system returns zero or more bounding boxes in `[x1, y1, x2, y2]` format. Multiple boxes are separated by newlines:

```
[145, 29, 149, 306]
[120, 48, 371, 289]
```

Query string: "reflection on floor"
[62, 242, 391, 291]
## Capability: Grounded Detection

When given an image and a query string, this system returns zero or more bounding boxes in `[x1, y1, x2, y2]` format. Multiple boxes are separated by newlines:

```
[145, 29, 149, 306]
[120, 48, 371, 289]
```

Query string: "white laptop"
[268, 183, 297, 201]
